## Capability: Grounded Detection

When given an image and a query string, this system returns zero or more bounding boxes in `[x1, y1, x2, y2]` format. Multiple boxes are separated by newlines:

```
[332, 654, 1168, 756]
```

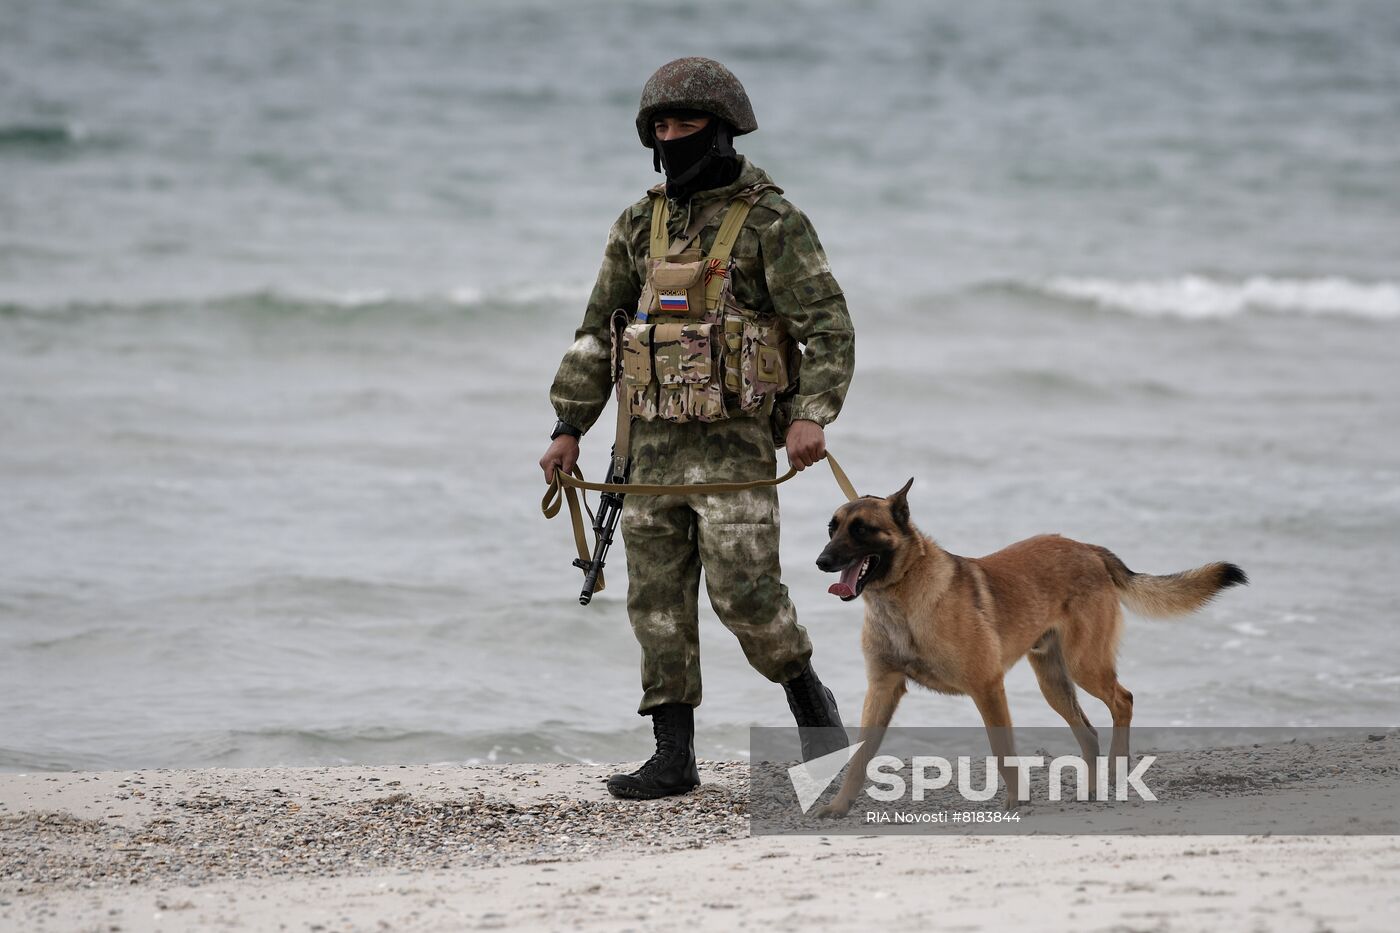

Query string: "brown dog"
[814, 479, 1246, 814]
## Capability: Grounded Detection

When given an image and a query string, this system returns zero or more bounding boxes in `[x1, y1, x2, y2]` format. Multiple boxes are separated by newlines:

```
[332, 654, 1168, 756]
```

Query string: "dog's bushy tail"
[1094, 547, 1248, 617]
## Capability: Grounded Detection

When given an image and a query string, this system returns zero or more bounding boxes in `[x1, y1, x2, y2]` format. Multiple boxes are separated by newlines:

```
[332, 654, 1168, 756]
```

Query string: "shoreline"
[4, 751, 1398, 932]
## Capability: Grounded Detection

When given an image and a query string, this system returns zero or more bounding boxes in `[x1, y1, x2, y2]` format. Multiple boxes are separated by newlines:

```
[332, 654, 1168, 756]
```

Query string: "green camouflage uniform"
[549, 157, 855, 712]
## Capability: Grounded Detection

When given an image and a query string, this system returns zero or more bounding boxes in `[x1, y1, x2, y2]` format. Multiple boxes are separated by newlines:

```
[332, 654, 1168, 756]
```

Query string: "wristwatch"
[550, 420, 582, 441]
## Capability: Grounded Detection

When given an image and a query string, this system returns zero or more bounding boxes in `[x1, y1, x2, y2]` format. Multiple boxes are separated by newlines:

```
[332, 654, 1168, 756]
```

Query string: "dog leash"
[541, 452, 860, 589]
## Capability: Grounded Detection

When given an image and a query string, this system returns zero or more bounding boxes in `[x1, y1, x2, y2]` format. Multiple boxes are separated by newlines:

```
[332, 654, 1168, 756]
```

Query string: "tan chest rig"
[614, 185, 795, 424]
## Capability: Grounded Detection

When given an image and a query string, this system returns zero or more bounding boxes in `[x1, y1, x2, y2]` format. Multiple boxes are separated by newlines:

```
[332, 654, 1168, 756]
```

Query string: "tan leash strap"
[823, 451, 859, 502]
[541, 465, 606, 594]
[542, 451, 860, 553]
[542, 451, 857, 596]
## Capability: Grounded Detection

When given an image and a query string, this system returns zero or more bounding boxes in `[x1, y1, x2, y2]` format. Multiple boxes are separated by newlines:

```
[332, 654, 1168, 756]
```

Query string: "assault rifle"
[572, 309, 634, 605]
[573, 446, 627, 605]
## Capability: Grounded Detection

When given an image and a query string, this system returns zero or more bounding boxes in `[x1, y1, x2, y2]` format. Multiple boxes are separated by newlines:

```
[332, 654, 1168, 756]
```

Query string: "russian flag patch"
[658, 292, 689, 312]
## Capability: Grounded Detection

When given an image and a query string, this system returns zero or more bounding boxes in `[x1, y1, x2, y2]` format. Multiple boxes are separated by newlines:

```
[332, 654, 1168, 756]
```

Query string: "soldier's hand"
[785, 420, 826, 472]
[540, 436, 580, 483]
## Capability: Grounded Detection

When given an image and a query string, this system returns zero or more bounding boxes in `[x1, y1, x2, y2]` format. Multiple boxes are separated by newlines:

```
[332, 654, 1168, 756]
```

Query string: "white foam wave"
[477, 281, 593, 304]
[316, 288, 392, 307]
[3, 280, 598, 316]
[1041, 275, 1400, 320]
[329, 281, 592, 308]
[237, 281, 592, 309]
[446, 286, 485, 306]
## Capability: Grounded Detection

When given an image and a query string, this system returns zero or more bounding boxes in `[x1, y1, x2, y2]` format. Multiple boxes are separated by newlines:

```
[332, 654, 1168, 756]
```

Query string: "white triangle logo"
[787, 741, 864, 813]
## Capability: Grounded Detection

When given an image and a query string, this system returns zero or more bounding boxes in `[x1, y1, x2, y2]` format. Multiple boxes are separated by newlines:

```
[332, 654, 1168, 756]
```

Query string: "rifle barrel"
[577, 492, 623, 605]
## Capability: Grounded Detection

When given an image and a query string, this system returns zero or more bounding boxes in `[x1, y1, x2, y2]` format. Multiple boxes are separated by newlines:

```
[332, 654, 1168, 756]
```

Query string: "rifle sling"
[541, 452, 861, 596]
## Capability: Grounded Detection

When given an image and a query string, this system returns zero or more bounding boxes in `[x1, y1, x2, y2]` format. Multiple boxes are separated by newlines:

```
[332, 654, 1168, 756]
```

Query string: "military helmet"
[635, 57, 757, 148]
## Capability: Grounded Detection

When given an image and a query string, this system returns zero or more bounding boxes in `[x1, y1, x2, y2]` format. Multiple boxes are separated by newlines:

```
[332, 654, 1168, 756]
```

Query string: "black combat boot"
[783, 664, 850, 761]
[606, 703, 701, 800]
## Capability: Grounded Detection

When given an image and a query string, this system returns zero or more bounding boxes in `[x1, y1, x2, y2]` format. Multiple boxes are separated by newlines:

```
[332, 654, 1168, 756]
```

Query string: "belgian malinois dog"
[814, 479, 1246, 814]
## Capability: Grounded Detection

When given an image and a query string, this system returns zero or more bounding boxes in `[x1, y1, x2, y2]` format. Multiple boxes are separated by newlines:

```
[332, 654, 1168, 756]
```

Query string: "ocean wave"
[446, 282, 592, 306]
[0, 281, 594, 319]
[1034, 275, 1400, 320]
[0, 725, 649, 772]
[10, 275, 1397, 324]
[208, 282, 592, 311]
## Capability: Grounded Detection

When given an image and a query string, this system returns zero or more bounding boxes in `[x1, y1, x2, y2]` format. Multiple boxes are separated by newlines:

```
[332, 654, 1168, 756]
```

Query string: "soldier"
[539, 57, 855, 799]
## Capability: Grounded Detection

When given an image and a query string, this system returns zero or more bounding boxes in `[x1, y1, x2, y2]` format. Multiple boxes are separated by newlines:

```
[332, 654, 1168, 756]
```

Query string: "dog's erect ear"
[888, 477, 914, 529]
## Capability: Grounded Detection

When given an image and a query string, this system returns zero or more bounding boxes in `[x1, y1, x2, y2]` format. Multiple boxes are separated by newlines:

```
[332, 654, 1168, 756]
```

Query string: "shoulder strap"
[701, 183, 779, 309]
[648, 195, 669, 261]
[706, 199, 751, 265]
[711, 183, 778, 258]
[702, 195, 755, 311]
[648, 193, 730, 261]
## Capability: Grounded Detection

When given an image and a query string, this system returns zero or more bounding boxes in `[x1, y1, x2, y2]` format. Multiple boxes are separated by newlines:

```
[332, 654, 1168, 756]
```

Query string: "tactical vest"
[616, 184, 795, 424]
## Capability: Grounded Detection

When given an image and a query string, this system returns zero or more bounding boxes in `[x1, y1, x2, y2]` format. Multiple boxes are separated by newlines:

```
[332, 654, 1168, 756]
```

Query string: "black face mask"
[653, 117, 740, 200]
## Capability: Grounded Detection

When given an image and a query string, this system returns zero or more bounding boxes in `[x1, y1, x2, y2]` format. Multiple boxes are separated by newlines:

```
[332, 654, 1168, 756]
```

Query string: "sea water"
[2, 0, 1398, 770]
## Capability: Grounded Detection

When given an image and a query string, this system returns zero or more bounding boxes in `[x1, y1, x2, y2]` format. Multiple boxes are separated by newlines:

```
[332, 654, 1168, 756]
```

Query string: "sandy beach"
[4, 744, 1399, 933]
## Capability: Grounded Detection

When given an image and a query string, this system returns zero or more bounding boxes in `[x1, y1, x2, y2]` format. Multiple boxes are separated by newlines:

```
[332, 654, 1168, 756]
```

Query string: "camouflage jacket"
[549, 157, 855, 435]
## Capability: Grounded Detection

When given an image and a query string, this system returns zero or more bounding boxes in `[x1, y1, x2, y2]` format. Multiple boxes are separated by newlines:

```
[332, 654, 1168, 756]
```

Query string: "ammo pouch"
[620, 320, 726, 423]
[621, 313, 791, 424]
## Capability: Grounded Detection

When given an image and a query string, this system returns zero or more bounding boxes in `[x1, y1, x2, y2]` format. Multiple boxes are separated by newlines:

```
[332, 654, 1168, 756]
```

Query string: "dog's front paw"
[813, 798, 853, 819]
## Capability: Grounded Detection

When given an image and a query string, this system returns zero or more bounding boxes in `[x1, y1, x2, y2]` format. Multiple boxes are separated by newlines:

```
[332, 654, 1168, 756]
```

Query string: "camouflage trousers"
[620, 415, 812, 713]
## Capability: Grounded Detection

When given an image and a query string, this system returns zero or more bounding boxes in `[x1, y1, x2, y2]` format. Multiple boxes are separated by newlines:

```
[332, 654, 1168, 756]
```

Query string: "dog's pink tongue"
[827, 561, 862, 598]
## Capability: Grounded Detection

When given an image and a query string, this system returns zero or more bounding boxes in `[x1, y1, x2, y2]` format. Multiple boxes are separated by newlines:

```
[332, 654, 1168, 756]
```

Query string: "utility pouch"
[725, 315, 791, 414]
[651, 322, 726, 422]
[620, 321, 659, 420]
[647, 255, 706, 320]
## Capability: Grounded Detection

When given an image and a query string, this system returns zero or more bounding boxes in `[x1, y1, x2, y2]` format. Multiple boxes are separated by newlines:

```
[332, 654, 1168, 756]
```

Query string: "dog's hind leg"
[1063, 600, 1134, 785]
[1029, 629, 1101, 798]
[1078, 675, 1133, 790]
[1067, 659, 1133, 787]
